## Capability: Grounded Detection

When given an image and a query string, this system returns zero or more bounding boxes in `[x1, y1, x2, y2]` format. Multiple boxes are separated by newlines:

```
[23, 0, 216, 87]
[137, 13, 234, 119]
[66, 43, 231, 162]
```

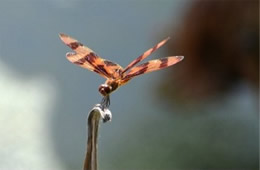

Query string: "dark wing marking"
[59, 33, 94, 55]
[59, 33, 123, 79]
[123, 56, 184, 80]
[122, 37, 170, 74]
[66, 52, 107, 79]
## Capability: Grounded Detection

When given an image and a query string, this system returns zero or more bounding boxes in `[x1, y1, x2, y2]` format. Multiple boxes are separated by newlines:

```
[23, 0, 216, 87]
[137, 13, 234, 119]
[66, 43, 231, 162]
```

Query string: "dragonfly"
[59, 33, 184, 108]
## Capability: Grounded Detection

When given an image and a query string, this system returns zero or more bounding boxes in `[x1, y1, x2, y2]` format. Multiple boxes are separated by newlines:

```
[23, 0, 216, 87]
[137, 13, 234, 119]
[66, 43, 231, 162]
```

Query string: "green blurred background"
[0, 0, 258, 170]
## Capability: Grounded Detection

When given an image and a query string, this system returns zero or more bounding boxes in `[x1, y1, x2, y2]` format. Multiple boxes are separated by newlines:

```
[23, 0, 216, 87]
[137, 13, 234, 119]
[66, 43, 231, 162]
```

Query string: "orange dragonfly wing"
[65, 52, 108, 78]
[122, 37, 170, 74]
[123, 56, 184, 80]
[59, 33, 123, 79]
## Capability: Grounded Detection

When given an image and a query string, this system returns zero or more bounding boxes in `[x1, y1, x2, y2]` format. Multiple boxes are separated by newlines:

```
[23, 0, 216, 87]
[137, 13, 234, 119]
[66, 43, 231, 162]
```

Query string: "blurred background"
[0, 0, 258, 170]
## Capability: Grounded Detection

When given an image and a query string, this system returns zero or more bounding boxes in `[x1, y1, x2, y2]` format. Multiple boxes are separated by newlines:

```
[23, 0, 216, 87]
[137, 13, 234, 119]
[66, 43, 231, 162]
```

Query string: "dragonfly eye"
[99, 84, 112, 96]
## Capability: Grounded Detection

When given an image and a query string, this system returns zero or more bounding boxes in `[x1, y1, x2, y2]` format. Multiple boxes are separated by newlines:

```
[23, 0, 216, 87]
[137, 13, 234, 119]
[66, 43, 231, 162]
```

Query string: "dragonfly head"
[99, 84, 112, 96]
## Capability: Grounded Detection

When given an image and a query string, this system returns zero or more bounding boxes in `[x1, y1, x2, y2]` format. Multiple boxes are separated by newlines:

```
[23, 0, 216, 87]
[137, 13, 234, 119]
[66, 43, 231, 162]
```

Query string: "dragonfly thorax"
[98, 80, 119, 96]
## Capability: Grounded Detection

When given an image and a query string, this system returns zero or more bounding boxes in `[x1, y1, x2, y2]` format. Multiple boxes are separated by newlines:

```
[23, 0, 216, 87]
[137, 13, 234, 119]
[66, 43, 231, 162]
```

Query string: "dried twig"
[83, 103, 112, 170]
